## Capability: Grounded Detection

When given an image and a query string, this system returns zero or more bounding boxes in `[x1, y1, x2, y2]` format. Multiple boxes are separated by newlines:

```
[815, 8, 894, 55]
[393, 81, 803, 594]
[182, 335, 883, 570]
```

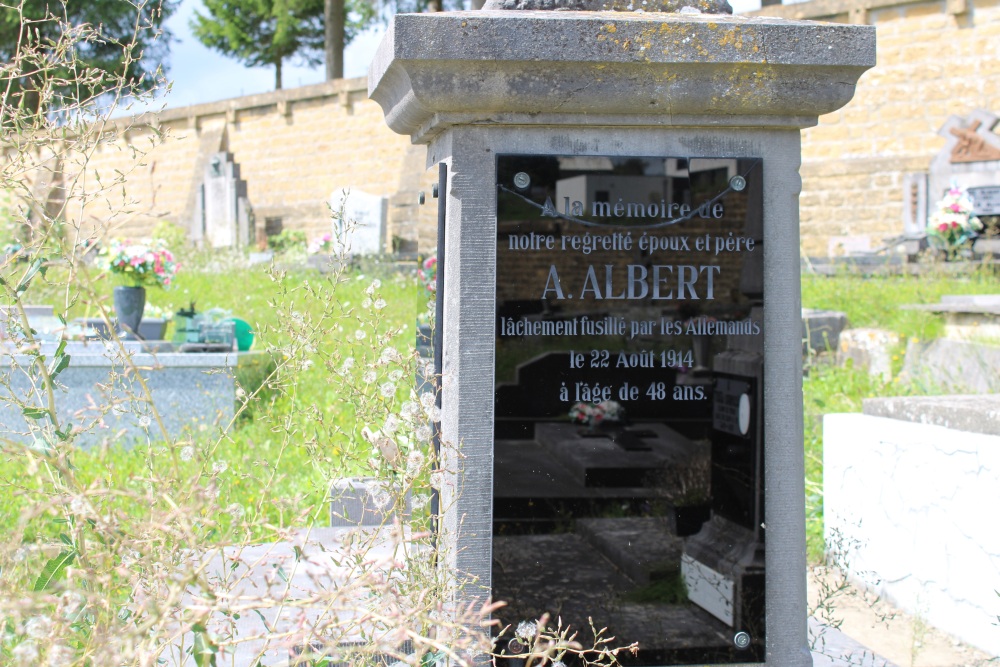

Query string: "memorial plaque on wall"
[493, 155, 766, 665]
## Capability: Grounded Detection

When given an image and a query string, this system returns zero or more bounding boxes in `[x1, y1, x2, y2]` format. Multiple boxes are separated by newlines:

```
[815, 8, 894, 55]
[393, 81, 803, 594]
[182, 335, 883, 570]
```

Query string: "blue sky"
[135, 0, 761, 113]
[133, 0, 387, 112]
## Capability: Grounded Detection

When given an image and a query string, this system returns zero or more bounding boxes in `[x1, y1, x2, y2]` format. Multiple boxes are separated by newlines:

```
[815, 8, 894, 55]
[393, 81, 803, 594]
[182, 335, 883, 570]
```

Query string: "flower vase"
[113, 286, 146, 338]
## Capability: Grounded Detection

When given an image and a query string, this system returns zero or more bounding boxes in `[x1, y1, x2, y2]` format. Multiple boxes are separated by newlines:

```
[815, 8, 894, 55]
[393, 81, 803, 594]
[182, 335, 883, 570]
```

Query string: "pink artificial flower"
[938, 223, 949, 232]
[951, 221, 959, 229]
[950, 203, 961, 213]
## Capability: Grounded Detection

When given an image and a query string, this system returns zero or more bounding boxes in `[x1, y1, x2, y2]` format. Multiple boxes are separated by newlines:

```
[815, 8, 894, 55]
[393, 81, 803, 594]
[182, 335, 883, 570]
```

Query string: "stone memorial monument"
[330, 188, 388, 255]
[193, 152, 254, 248]
[928, 110, 1000, 255]
[370, 4, 873, 665]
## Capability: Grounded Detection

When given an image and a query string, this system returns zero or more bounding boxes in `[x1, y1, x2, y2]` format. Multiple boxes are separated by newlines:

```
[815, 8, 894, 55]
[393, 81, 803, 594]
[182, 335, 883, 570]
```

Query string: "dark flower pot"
[113, 286, 145, 338]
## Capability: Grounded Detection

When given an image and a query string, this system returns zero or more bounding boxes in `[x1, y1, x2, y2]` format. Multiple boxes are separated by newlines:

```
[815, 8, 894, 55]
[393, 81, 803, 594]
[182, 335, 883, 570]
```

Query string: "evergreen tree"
[192, 0, 375, 90]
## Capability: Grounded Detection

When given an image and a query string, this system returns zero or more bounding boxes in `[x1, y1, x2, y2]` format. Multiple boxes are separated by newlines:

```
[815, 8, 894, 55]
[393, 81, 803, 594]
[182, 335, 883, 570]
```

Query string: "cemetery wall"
[754, 0, 1000, 256]
[17, 0, 999, 257]
[64, 78, 438, 252]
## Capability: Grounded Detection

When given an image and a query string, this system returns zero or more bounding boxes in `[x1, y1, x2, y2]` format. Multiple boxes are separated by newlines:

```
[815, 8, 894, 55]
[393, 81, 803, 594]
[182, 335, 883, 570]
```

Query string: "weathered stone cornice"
[369, 10, 875, 141]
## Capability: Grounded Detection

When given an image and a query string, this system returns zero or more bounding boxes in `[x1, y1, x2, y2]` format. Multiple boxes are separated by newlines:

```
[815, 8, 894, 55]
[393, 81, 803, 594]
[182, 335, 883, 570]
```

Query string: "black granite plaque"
[493, 155, 765, 665]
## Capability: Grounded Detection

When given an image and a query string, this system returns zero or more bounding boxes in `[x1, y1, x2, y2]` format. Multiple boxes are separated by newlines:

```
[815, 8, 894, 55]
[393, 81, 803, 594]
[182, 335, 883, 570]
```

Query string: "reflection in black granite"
[492, 155, 765, 665]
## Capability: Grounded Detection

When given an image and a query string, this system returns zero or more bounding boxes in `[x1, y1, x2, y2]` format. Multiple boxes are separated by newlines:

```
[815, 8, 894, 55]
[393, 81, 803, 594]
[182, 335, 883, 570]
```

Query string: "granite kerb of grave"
[0, 349, 251, 368]
[0, 347, 270, 447]
[369, 11, 876, 139]
[862, 394, 1000, 437]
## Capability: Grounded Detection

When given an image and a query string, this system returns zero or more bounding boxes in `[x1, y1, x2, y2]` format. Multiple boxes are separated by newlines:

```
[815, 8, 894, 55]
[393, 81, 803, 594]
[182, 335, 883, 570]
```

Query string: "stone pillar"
[193, 152, 253, 249]
[369, 7, 873, 666]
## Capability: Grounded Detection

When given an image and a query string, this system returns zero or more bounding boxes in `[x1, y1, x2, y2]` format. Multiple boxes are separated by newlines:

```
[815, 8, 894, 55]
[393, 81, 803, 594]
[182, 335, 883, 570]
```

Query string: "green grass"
[0, 254, 420, 544]
[5, 254, 998, 563]
[624, 572, 688, 604]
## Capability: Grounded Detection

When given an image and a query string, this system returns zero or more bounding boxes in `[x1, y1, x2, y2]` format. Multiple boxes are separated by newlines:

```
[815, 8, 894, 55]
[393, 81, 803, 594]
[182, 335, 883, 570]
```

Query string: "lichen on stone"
[482, 0, 733, 14]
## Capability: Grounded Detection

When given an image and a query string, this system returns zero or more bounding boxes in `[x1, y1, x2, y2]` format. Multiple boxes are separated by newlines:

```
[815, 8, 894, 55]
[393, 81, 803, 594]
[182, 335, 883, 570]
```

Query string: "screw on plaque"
[734, 631, 751, 649]
[513, 172, 531, 189]
[729, 175, 747, 192]
[507, 638, 525, 654]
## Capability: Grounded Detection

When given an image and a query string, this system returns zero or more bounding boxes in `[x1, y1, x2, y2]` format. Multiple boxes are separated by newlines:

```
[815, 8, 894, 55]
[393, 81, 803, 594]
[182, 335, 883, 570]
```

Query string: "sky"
[131, 0, 388, 113]
[136, 0, 762, 113]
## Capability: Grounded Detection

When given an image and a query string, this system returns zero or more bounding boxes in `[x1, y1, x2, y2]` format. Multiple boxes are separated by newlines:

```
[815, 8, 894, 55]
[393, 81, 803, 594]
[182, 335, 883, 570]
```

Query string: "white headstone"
[330, 188, 387, 256]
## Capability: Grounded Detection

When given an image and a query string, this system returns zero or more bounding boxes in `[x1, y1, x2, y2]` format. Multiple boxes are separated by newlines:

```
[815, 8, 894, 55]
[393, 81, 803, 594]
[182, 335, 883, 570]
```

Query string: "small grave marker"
[330, 188, 387, 256]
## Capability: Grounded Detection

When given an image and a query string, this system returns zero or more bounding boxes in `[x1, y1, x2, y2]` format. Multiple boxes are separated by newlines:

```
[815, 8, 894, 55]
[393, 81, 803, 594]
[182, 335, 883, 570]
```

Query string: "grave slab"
[0, 347, 271, 447]
[825, 411, 1000, 656]
[899, 338, 1000, 393]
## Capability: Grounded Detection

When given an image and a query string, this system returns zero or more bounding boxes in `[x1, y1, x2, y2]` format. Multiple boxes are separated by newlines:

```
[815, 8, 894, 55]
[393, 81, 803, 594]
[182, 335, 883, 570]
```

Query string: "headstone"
[330, 478, 409, 527]
[836, 328, 900, 381]
[193, 152, 254, 248]
[802, 308, 848, 355]
[927, 110, 1000, 255]
[370, 7, 874, 667]
[900, 171, 930, 256]
[330, 188, 387, 256]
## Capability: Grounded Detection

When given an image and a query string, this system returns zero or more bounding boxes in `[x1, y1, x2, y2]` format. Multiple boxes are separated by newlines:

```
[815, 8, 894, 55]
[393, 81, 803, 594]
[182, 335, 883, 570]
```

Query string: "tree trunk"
[275, 59, 283, 90]
[325, 0, 344, 80]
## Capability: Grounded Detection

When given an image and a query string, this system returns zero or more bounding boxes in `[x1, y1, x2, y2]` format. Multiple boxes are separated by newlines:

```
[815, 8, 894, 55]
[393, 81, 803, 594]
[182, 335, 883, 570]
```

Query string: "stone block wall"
[755, 0, 1000, 256]
[10, 0, 998, 257]
[58, 78, 438, 252]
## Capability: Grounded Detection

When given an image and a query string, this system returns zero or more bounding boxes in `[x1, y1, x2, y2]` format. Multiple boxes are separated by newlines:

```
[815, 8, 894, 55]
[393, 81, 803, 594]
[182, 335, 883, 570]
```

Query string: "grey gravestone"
[370, 8, 873, 667]
[330, 188, 387, 256]
[900, 172, 929, 255]
[193, 152, 254, 248]
[802, 308, 848, 354]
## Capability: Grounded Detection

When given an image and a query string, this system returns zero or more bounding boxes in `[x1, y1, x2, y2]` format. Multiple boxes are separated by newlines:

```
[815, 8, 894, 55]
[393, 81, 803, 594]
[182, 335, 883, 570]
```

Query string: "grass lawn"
[0, 254, 421, 547]
[3, 254, 997, 561]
